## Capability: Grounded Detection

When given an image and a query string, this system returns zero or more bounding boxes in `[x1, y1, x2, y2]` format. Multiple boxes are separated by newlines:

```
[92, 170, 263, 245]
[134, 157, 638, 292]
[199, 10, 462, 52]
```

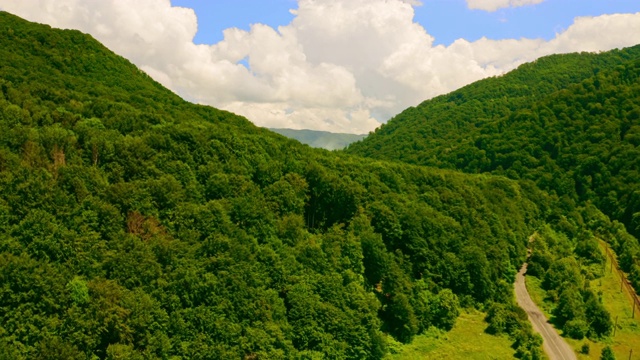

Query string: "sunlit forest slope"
[347, 44, 640, 252]
[0, 12, 551, 359]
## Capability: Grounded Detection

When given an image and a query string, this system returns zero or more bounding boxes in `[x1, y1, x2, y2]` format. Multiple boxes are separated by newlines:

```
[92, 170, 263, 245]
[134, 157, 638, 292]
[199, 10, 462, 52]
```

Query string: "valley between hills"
[2, 10, 640, 359]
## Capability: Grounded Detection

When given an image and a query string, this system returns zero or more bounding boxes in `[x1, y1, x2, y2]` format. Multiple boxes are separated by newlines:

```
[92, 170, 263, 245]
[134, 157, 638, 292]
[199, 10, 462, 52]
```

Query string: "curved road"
[514, 263, 577, 360]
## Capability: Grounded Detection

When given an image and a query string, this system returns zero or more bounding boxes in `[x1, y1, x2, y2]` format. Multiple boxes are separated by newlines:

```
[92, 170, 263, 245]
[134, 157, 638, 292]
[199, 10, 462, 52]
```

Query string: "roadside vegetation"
[524, 218, 640, 359]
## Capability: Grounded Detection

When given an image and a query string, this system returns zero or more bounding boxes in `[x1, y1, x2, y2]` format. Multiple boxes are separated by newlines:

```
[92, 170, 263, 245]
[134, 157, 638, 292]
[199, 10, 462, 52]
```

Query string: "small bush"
[580, 343, 590, 355]
[600, 345, 616, 360]
[563, 319, 588, 339]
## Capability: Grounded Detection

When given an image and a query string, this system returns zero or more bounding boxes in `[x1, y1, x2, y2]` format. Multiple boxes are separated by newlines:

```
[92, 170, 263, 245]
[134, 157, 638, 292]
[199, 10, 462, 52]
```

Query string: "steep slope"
[346, 45, 640, 167]
[347, 45, 640, 244]
[0, 12, 546, 359]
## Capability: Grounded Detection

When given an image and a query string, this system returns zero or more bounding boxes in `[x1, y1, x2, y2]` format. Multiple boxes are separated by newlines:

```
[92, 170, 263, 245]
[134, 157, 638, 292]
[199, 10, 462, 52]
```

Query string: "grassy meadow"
[386, 310, 517, 359]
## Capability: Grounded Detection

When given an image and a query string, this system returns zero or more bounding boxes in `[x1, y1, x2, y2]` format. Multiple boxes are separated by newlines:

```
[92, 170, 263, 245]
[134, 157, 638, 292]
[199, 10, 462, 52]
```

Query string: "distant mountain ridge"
[270, 128, 367, 150]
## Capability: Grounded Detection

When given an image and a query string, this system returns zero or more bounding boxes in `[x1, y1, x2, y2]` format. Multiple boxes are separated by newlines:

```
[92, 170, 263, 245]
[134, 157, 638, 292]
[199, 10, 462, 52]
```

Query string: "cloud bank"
[1, 0, 639, 133]
[466, 0, 546, 12]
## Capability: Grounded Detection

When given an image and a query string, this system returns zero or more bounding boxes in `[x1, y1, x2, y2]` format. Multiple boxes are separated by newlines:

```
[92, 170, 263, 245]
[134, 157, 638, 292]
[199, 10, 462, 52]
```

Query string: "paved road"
[514, 263, 577, 360]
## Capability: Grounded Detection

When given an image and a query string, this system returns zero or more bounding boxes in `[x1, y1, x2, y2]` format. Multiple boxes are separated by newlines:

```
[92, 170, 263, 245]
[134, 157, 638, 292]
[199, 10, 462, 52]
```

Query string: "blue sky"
[171, 0, 297, 44]
[172, 0, 640, 46]
[3, 0, 639, 133]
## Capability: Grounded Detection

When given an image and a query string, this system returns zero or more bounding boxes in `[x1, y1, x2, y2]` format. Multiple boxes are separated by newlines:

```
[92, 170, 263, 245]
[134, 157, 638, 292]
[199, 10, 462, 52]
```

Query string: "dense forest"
[347, 44, 640, 295]
[0, 12, 559, 359]
[347, 44, 640, 168]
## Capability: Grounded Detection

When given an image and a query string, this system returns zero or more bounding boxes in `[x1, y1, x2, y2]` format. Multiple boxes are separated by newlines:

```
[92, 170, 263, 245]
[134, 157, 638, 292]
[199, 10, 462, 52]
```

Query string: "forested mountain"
[0, 12, 551, 359]
[346, 45, 640, 253]
[347, 45, 640, 172]
[269, 128, 366, 150]
[346, 45, 640, 167]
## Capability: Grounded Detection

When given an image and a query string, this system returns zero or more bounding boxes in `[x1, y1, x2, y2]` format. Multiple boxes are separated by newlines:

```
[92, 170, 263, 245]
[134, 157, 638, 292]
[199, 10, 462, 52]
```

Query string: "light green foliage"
[67, 276, 89, 305]
[429, 289, 460, 331]
[387, 311, 518, 360]
[530, 225, 614, 339]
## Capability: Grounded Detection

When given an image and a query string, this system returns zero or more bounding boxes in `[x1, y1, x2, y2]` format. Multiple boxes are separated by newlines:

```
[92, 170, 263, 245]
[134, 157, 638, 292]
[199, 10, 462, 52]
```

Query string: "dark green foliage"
[585, 294, 613, 338]
[349, 40, 640, 343]
[512, 329, 544, 360]
[554, 285, 585, 329]
[0, 11, 544, 359]
[563, 319, 588, 340]
[600, 345, 616, 360]
[382, 293, 419, 343]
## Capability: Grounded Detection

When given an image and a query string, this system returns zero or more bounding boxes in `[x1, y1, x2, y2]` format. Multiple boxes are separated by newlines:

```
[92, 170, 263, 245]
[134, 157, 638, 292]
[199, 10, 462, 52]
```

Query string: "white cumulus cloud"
[0, 0, 639, 134]
[466, 0, 546, 12]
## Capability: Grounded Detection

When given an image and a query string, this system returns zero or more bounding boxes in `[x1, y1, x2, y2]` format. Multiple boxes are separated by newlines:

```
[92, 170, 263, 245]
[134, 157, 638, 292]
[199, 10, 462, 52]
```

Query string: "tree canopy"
[348, 41, 640, 300]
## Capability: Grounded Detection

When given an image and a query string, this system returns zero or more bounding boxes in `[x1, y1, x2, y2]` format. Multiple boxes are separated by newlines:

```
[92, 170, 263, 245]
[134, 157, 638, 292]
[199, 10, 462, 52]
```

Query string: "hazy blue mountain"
[270, 128, 367, 150]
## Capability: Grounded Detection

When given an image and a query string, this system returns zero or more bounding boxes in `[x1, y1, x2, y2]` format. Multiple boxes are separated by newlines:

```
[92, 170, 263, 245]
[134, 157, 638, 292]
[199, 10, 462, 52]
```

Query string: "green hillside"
[346, 45, 640, 279]
[346, 45, 640, 168]
[0, 12, 551, 359]
[269, 128, 366, 150]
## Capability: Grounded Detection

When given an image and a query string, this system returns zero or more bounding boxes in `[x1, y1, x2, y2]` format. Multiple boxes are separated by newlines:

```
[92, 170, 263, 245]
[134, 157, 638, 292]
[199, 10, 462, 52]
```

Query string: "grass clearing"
[584, 242, 640, 360]
[524, 242, 640, 359]
[385, 310, 517, 359]
[388, 241, 640, 360]
[526, 275, 553, 317]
